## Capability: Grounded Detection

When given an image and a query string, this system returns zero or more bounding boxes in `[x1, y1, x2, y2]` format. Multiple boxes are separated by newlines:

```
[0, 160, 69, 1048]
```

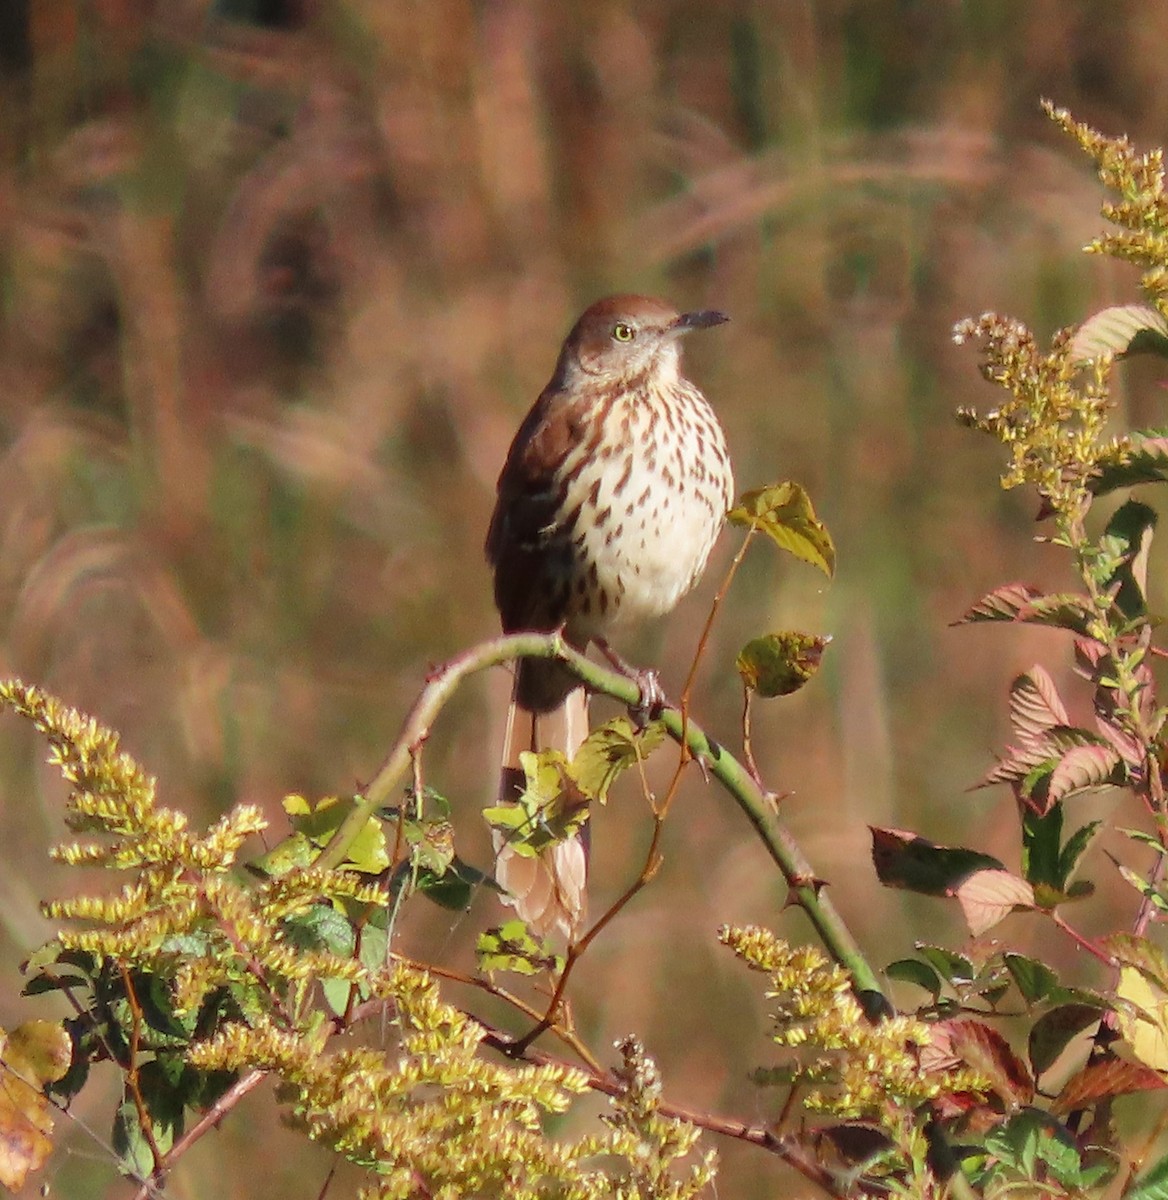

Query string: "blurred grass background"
[1, 1, 1166, 1195]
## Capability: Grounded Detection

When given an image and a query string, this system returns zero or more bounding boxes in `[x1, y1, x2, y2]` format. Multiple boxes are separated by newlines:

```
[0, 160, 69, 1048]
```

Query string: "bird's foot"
[596, 639, 667, 727]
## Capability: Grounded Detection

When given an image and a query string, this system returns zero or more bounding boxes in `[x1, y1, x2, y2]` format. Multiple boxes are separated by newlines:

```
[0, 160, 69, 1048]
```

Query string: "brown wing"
[486, 387, 584, 635]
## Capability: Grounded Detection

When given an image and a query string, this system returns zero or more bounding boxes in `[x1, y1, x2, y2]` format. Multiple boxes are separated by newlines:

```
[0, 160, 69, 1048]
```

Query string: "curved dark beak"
[674, 309, 729, 334]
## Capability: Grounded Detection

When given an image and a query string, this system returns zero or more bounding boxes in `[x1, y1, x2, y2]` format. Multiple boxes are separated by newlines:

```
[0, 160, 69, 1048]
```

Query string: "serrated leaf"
[955, 583, 1094, 635]
[569, 717, 665, 802]
[915, 945, 975, 986]
[1069, 303, 1168, 363]
[1021, 805, 1062, 889]
[736, 632, 830, 698]
[1050, 1058, 1166, 1115]
[1093, 431, 1168, 497]
[476, 920, 561, 976]
[1003, 954, 1060, 1005]
[1047, 743, 1121, 803]
[1117, 864, 1168, 913]
[885, 958, 942, 998]
[1027, 1003, 1103, 1076]
[1010, 667, 1070, 740]
[283, 903, 355, 956]
[484, 749, 589, 857]
[954, 869, 1035, 936]
[923, 1018, 1034, 1106]
[1108, 933, 1168, 989]
[727, 482, 835, 577]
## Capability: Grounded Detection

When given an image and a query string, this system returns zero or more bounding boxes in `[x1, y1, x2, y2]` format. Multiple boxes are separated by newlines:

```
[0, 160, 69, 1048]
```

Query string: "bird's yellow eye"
[612, 322, 635, 342]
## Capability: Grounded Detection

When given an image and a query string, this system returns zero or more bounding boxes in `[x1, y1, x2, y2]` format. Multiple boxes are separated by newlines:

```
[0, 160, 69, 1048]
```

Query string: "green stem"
[317, 632, 889, 1017]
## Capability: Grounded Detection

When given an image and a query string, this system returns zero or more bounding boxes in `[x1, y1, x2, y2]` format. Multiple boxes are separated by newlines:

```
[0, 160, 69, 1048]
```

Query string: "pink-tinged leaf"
[1050, 1058, 1166, 1115]
[1046, 743, 1122, 802]
[1010, 667, 1070, 742]
[954, 869, 1035, 936]
[1073, 637, 1108, 677]
[923, 1019, 1034, 1107]
[1069, 304, 1168, 364]
[977, 744, 1054, 789]
[958, 583, 1047, 623]
[955, 584, 1093, 634]
[1095, 715, 1146, 769]
[975, 726, 1108, 792]
[870, 827, 1002, 896]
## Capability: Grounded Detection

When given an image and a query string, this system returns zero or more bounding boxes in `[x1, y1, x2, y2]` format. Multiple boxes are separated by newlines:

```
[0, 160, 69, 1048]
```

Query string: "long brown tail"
[493, 683, 589, 941]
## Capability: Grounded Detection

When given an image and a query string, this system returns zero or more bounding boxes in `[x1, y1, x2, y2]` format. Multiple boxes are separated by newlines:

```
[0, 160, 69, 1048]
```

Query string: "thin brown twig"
[118, 966, 166, 1179]
[130, 1070, 267, 1200]
[474, 1016, 851, 1199]
[395, 954, 602, 1073]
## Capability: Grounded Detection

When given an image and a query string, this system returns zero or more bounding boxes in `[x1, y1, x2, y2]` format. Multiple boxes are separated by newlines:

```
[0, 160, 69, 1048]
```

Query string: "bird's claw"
[630, 668, 665, 728]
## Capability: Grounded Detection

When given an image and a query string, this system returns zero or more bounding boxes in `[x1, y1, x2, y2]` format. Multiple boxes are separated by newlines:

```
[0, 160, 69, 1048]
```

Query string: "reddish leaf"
[1010, 667, 1069, 741]
[1050, 1058, 1166, 1115]
[923, 1019, 1034, 1107]
[1046, 743, 1121, 802]
[958, 582, 1048, 623]
[870, 827, 1002, 896]
[954, 869, 1035, 936]
[1094, 715, 1145, 769]
[956, 583, 1093, 634]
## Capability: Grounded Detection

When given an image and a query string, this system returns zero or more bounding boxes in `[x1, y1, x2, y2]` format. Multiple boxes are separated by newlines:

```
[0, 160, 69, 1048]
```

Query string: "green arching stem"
[317, 631, 889, 1017]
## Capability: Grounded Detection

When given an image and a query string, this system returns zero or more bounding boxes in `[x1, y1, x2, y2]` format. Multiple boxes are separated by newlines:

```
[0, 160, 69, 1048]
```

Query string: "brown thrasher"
[485, 294, 734, 939]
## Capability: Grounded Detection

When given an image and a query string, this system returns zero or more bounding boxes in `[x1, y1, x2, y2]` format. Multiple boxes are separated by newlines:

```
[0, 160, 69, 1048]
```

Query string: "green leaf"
[1117, 864, 1168, 913]
[113, 1099, 157, 1180]
[1028, 1003, 1103, 1076]
[727, 482, 836, 577]
[1095, 499, 1156, 620]
[283, 903, 355, 957]
[1058, 819, 1102, 886]
[736, 632, 830, 698]
[569, 718, 665, 802]
[915, 945, 974, 987]
[885, 958, 942, 998]
[321, 976, 353, 1017]
[1021, 805, 1063, 890]
[1093, 430, 1168, 497]
[279, 793, 389, 874]
[1107, 933, 1168, 990]
[476, 920, 562, 976]
[1069, 303, 1168, 363]
[1003, 954, 1060, 1005]
[1129, 1151, 1168, 1200]
[484, 749, 589, 857]
[415, 857, 489, 911]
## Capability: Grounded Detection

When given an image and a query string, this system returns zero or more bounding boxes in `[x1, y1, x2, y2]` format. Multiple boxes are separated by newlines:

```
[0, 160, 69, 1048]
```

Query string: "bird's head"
[555, 294, 728, 389]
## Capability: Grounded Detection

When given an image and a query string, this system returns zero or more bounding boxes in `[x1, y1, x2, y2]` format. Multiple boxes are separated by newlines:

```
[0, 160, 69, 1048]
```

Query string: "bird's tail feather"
[493, 684, 589, 941]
